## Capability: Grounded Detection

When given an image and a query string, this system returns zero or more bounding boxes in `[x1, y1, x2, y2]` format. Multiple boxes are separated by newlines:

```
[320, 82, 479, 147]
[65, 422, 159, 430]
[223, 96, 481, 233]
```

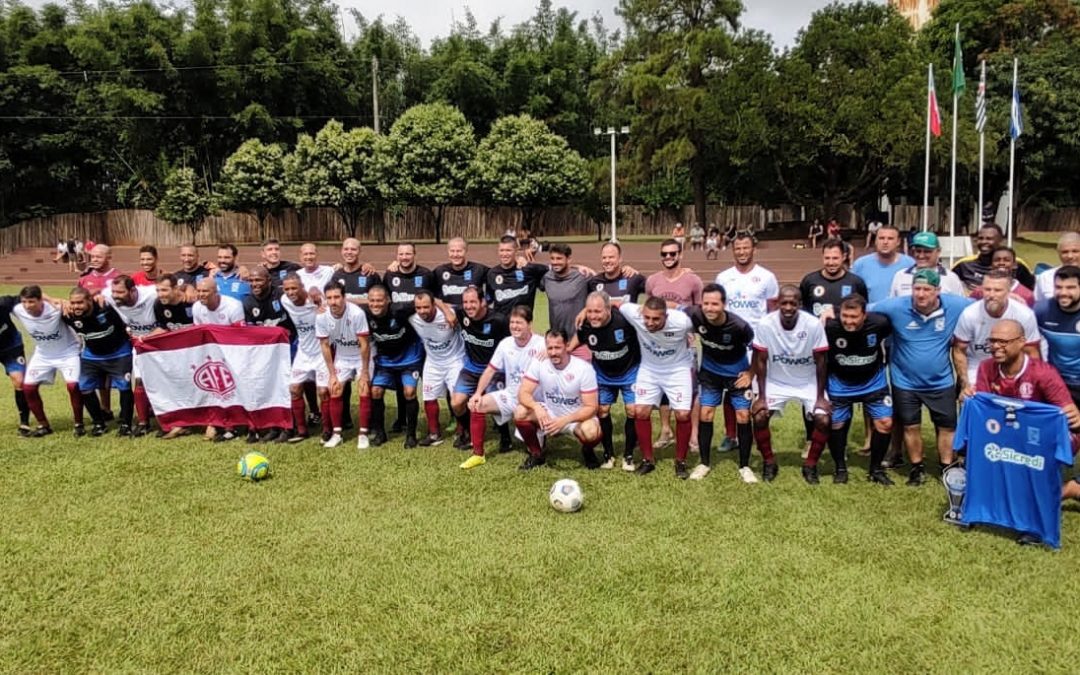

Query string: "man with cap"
[870, 268, 972, 486]
[889, 231, 966, 298]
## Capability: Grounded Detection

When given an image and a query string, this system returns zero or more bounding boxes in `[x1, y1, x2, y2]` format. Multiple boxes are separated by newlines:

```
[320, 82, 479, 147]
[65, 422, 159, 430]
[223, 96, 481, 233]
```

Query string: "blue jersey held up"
[954, 393, 1073, 549]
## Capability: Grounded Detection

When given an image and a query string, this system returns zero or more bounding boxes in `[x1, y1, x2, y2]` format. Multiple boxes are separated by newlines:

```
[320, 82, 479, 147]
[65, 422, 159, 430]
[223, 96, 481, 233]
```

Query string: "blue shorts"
[453, 369, 505, 396]
[79, 355, 133, 392]
[830, 387, 892, 425]
[598, 382, 635, 406]
[698, 369, 751, 410]
[372, 363, 422, 390]
[0, 346, 26, 376]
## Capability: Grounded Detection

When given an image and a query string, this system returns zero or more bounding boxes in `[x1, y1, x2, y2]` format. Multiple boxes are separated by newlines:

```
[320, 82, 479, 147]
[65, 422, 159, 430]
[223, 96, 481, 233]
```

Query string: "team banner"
[134, 325, 292, 431]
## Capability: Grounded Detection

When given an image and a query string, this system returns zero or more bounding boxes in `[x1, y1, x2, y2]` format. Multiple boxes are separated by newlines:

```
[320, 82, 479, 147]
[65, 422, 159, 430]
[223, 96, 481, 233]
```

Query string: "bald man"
[77, 244, 119, 296]
[193, 277, 244, 326]
[433, 237, 490, 308]
[297, 243, 336, 297]
[1035, 232, 1080, 303]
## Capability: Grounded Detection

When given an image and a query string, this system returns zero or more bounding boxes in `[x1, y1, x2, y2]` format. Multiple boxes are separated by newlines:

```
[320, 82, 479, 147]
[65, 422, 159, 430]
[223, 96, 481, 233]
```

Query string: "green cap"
[911, 231, 940, 249]
[912, 268, 941, 288]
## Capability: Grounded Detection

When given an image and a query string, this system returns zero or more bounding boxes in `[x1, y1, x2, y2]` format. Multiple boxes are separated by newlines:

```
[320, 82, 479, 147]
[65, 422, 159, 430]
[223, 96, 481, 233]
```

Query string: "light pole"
[594, 125, 630, 242]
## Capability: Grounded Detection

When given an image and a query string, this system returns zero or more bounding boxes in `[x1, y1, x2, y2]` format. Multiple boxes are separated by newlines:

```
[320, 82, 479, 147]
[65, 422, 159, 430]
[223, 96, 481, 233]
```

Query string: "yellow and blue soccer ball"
[237, 452, 270, 481]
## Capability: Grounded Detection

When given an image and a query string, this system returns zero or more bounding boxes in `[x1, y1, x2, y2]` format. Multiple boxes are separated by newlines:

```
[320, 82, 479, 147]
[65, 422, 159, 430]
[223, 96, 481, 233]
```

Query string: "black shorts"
[453, 369, 505, 396]
[79, 355, 133, 392]
[893, 385, 957, 429]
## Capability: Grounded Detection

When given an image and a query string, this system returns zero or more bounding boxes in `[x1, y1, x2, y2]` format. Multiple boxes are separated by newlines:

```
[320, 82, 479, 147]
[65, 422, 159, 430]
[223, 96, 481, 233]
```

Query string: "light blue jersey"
[852, 253, 914, 304]
[870, 294, 971, 390]
[1035, 300, 1080, 388]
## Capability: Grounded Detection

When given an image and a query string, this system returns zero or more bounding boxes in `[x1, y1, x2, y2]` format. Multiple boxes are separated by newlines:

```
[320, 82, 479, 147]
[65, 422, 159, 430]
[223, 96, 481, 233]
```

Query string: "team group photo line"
[9, 226, 1080, 546]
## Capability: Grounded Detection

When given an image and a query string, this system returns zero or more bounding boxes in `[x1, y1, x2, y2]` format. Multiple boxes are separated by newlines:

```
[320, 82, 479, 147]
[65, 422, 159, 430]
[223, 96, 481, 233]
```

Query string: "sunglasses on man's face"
[661, 251, 680, 258]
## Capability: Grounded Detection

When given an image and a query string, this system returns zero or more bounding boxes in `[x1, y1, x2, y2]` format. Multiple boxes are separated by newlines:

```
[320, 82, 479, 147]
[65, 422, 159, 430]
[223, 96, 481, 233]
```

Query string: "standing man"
[331, 238, 382, 303]
[152, 274, 194, 333]
[130, 245, 163, 286]
[514, 330, 602, 470]
[589, 241, 647, 305]
[542, 243, 591, 358]
[968, 247, 1035, 307]
[243, 267, 295, 443]
[77, 244, 119, 296]
[851, 225, 913, 304]
[409, 290, 466, 446]
[799, 239, 868, 319]
[211, 244, 252, 301]
[871, 269, 971, 485]
[104, 275, 159, 438]
[174, 245, 205, 294]
[193, 277, 245, 326]
[750, 286, 831, 484]
[486, 235, 549, 314]
[13, 286, 83, 437]
[434, 237, 490, 308]
[1035, 232, 1080, 303]
[260, 238, 301, 287]
[449, 287, 511, 450]
[952, 223, 1035, 291]
[280, 273, 321, 443]
[363, 284, 423, 448]
[889, 232, 965, 297]
[384, 242, 436, 314]
[316, 283, 371, 449]
[298, 242, 337, 297]
[0, 292, 31, 435]
[1035, 265, 1080, 406]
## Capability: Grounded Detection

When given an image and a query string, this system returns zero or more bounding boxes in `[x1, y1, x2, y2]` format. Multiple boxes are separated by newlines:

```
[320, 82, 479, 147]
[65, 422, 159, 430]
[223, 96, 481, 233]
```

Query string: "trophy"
[942, 465, 967, 527]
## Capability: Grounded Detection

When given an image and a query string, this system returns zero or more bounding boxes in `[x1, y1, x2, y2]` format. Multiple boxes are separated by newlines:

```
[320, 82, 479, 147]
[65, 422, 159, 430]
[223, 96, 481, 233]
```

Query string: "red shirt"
[976, 356, 1073, 408]
[131, 270, 160, 286]
[78, 267, 119, 295]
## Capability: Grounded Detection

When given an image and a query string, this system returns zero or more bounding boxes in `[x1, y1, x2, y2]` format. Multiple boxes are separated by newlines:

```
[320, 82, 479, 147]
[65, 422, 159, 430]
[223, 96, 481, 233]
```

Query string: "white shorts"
[25, 351, 80, 386]
[422, 357, 463, 401]
[633, 366, 694, 411]
[490, 388, 518, 425]
[517, 406, 594, 445]
[317, 360, 364, 388]
[763, 380, 827, 416]
[291, 351, 322, 385]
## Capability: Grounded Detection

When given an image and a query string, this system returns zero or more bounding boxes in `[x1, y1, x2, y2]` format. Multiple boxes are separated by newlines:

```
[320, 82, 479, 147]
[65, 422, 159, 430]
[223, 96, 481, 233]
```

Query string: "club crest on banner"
[192, 356, 237, 399]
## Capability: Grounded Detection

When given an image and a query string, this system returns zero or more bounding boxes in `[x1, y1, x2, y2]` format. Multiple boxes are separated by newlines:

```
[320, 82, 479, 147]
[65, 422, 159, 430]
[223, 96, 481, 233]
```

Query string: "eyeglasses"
[660, 251, 680, 258]
[987, 336, 1023, 346]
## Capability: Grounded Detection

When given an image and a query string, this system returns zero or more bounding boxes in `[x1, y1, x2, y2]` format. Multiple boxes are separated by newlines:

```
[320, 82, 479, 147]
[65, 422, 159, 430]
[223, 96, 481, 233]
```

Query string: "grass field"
[3, 287, 1080, 673]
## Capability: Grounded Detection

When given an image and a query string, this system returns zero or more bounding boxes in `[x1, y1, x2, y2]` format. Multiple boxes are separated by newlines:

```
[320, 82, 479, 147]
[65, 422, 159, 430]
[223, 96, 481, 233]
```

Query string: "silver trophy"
[942, 465, 967, 527]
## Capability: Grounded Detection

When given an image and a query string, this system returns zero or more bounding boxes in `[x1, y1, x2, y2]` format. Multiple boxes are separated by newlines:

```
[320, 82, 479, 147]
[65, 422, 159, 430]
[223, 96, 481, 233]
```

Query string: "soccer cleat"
[418, 433, 443, 447]
[689, 464, 711, 481]
[356, 433, 370, 450]
[906, 464, 926, 487]
[460, 454, 486, 470]
[90, 423, 108, 437]
[635, 460, 656, 476]
[307, 412, 322, 428]
[599, 456, 615, 470]
[762, 462, 779, 482]
[622, 457, 636, 472]
[272, 430, 290, 444]
[675, 461, 690, 480]
[131, 423, 151, 438]
[582, 447, 601, 469]
[801, 465, 820, 485]
[18, 424, 32, 438]
[287, 432, 310, 444]
[738, 466, 759, 484]
[403, 434, 419, 449]
[259, 429, 281, 443]
[320, 429, 333, 443]
[323, 433, 343, 448]
[31, 426, 54, 438]
[213, 429, 237, 443]
[453, 432, 471, 450]
[833, 468, 849, 485]
[518, 454, 546, 471]
[73, 424, 86, 438]
[717, 437, 736, 453]
[246, 431, 260, 444]
[369, 430, 388, 447]
[117, 424, 133, 437]
[869, 470, 895, 486]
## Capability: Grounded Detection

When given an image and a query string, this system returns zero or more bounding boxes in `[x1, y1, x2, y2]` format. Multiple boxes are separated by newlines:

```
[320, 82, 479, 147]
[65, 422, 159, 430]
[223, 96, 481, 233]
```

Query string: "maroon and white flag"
[135, 325, 292, 431]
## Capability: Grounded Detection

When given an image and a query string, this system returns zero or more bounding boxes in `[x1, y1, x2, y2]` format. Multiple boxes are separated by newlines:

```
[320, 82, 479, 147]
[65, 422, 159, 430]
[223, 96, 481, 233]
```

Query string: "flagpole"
[949, 24, 960, 268]
[923, 62, 933, 233]
[977, 59, 986, 229]
[1008, 57, 1017, 247]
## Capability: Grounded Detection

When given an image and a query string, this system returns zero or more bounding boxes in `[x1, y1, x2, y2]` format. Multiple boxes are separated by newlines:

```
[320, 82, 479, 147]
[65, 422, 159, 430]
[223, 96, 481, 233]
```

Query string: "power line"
[0, 115, 371, 120]
[51, 57, 355, 77]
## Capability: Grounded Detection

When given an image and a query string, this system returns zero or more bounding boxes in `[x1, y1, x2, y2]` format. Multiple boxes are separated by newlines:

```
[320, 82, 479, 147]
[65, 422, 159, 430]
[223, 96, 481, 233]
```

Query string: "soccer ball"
[237, 452, 270, 481]
[549, 479, 583, 513]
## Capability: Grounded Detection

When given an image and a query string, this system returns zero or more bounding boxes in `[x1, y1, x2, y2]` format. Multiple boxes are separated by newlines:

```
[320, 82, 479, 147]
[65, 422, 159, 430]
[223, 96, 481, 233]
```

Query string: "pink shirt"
[645, 270, 703, 308]
[78, 267, 119, 295]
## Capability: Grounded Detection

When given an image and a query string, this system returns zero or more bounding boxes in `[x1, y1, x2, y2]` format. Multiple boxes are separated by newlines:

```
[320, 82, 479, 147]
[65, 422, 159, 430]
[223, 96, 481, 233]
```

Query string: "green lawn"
[2, 290, 1079, 672]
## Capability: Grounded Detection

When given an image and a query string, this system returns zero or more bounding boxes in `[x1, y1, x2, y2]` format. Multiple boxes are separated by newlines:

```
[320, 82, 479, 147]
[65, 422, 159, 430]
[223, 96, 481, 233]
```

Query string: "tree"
[285, 120, 380, 240]
[156, 166, 213, 244]
[216, 138, 287, 241]
[374, 103, 475, 243]
[471, 114, 588, 231]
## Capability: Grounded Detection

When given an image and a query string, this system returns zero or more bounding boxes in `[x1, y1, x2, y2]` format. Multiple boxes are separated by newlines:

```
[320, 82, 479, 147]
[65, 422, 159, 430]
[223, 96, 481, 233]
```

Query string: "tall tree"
[156, 166, 214, 244]
[216, 138, 287, 241]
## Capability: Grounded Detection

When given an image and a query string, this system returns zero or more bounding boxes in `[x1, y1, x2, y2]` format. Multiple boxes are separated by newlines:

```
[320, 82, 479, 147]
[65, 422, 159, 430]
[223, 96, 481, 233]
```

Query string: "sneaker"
[634, 460, 656, 476]
[622, 457, 636, 472]
[323, 433, 343, 448]
[369, 430, 388, 447]
[869, 470, 895, 486]
[356, 433, 370, 450]
[213, 429, 237, 443]
[518, 454, 546, 471]
[717, 437, 736, 453]
[403, 435, 419, 449]
[287, 432, 310, 444]
[460, 454, 486, 470]
[162, 427, 191, 440]
[18, 424, 32, 438]
[675, 461, 690, 480]
[738, 466, 759, 484]
[117, 424, 133, 437]
[762, 462, 779, 482]
[906, 464, 926, 487]
[833, 468, 849, 485]
[599, 456, 615, 470]
[246, 431, 260, 444]
[654, 434, 674, 450]
[582, 448, 601, 469]
[31, 426, 54, 438]
[259, 429, 282, 443]
[801, 465, 820, 485]
[272, 430, 291, 443]
[73, 424, 86, 438]
[689, 464, 711, 481]
[90, 423, 108, 437]
[418, 433, 443, 447]
[131, 423, 150, 438]
[452, 432, 471, 450]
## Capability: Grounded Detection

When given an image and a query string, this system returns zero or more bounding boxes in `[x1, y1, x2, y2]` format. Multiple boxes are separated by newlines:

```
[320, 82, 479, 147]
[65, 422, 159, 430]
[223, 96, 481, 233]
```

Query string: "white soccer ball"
[549, 478, 584, 513]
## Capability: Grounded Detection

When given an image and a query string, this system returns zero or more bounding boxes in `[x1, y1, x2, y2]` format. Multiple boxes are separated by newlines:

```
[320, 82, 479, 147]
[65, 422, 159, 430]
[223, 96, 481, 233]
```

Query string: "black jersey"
[434, 261, 490, 307]
[799, 269, 869, 318]
[575, 310, 641, 383]
[153, 300, 194, 331]
[174, 268, 203, 290]
[384, 266, 436, 314]
[243, 287, 295, 338]
[687, 307, 754, 378]
[455, 307, 510, 374]
[0, 296, 22, 352]
[953, 254, 1036, 291]
[64, 304, 132, 358]
[824, 312, 892, 388]
[486, 263, 547, 314]
[588, 273, 647, 305]
[364, 306, 423, 366]
[265, 260, 302, 288]
[332, 268, 383, 302]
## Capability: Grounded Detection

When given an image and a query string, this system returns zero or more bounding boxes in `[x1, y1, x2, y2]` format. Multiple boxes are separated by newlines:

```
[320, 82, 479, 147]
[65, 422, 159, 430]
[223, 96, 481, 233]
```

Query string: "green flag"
[952, 25, 966, 95]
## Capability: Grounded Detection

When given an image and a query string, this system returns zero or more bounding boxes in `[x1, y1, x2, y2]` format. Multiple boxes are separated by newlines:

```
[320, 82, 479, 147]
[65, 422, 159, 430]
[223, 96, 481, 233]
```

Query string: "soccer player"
[364, 284, 423, 448]
[212, 244, 251, 301]
[0, 291, 31, 435]
[193, 277, 244, 326]
[871, 269, 971, 485]
[449, 287, 511, 450]
[570, 291, 642, 471]
[63, 286, 135, 436]
[77, 244, 119, 296]
[152, 273, 194, 333]
[619, 297, 697, 478]
[316, 283, 371, 449]
[851, 225, 914, 304]
[486, 235, 548, 314]
[824, 295, 894, 485]
[589, 241, 646, 304]
[384, 242, 436, 315]
[434, 237, 490, 308]
[130, 245, 162, 286]
[952, 223, 1035, 290]
[295, 242, 336, 296]
[331, 238, 383, 303]
[968, 246, 1035, 307]
[243, 267, 295, 442]
[542, 243, 591, 356]
[687, 284, 755, 481]
[280, 273, 321, 443]
[799, 239, 868, 319]
[1035, 232, 1080, 303]
[104, 275, 159, 437]
[260, 238, 301, 287]
[1036, 265, 1080, 405]
[174, 245, 205, 295]
[889, 232, 965, 297]
[514, 330, 602, 471]
[12, 286, 83, 437]
[463, 305, 546, 469]
[751, 286, 831, 484]
[953, 269, 1041, 400]
[409, 290, 466, 446]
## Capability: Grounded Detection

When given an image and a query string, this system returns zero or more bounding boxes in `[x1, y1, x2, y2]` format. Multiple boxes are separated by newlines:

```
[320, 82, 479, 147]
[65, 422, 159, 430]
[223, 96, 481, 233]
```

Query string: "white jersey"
[714, 264, 779, 329]
[489, 333, 546, 397]
[281, 295, 320, 357]
[890, 265, 966, 297]
[523, 355, 597, 419]
[618, 303, 695, 370]
[12, 303, 80, 358]
[298, 265, 336, 295]
[409, 308, 466, 363]
[316, 303, 369, 363]
[104, 286, 158, 336]
[753, 310, 828, 389]
[193, 295, 244, 326]
[1035, 266, 1057, 303]
[954, 299, 1041, 383]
